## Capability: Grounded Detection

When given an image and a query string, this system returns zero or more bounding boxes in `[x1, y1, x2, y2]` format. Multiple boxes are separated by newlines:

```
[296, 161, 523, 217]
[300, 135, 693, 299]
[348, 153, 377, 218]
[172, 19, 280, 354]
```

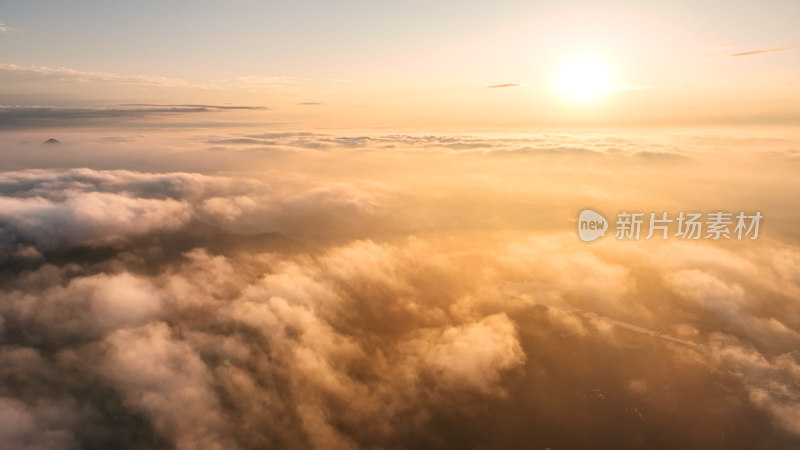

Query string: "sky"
[1, 0, 799, 127]
[1, 2, 800, 450]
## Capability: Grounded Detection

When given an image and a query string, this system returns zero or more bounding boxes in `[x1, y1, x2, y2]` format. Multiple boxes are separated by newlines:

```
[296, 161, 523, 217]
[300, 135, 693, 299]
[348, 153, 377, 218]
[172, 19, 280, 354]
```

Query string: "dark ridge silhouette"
[43, 138, 61, 144]
[0, 219, 300, 280]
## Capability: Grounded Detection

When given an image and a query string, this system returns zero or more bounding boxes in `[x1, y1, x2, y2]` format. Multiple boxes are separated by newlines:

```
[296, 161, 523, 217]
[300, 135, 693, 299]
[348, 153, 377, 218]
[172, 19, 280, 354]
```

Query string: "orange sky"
[1, 1, 799, 128]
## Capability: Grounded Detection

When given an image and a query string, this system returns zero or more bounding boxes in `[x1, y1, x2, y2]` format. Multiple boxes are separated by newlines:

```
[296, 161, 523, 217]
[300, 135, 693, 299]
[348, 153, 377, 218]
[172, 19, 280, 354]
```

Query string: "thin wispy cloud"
[0, 23, 18, 35]
[0, 63, 208, 89]
[729, 46, 797, 57]
[0, 105, 266, 128]
[0, 63, 303, 92]
[119, 103, 267, 110]
[487, 83, 520, 88]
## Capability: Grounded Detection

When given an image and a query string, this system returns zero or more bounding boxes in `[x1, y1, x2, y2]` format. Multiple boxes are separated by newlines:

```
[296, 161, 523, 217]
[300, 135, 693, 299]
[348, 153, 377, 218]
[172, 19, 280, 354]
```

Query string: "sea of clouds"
[0, 129, 798, 449]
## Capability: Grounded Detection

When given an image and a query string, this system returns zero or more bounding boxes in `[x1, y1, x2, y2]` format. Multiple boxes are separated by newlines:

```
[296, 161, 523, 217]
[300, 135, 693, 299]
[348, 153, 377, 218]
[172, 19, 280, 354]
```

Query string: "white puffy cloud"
[0, 193, 191, 248]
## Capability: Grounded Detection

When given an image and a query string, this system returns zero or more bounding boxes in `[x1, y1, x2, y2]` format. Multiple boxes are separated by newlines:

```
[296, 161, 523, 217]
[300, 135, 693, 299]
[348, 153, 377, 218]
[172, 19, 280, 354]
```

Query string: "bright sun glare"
[558, 59, 612, 102]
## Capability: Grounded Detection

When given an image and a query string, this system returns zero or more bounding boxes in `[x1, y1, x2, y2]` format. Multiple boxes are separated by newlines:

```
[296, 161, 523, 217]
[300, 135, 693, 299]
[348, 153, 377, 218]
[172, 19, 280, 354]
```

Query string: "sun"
[558, 59, 612, 102]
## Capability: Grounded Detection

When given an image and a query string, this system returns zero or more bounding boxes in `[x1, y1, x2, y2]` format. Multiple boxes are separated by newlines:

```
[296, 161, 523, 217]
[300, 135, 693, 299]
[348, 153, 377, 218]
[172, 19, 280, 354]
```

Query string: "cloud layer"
[0, 130, 799, 449]
[729, 46, 798, 57]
